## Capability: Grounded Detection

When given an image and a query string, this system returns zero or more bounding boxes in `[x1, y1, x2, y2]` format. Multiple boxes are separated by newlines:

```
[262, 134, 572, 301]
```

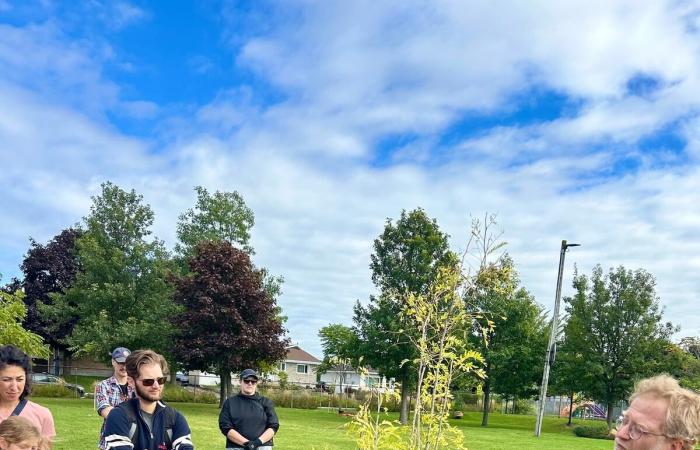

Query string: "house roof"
[285, 345, 320, 363]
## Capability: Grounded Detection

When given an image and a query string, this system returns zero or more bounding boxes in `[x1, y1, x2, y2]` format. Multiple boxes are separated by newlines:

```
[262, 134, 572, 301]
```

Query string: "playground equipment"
[560, 401, 607, 420]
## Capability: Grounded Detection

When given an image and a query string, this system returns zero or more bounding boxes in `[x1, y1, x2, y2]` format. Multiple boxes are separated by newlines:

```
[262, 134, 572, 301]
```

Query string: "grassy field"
[37, 397, 612, 449]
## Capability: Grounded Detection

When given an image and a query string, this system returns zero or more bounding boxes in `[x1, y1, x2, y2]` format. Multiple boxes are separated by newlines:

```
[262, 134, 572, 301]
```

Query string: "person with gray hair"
[615, 374, 700, 450]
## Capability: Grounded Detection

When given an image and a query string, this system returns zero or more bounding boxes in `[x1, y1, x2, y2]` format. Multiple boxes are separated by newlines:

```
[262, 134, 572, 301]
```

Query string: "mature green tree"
[175, 185, 284, 317]
[680, 337, 700, 359]
[549, 328, 583, 426]
[562, 265, 676, 428]
[20, 229, 82, 367]
[171, 241, 289, 405]
[0, 288, 49, 358]
[317, 324, 360, 396]
[175, 185, 255, 256]
[470, 257, 547, 426]
[43, 182, 178, 359]
[354, 208, 456, 424]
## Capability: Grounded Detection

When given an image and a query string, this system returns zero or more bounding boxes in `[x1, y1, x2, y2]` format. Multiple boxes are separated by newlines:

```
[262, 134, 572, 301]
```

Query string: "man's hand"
[243, 438, 263, 449]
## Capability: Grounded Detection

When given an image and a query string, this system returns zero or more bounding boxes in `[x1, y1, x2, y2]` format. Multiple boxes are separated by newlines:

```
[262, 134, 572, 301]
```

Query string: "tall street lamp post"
[534, 239, 580, 437]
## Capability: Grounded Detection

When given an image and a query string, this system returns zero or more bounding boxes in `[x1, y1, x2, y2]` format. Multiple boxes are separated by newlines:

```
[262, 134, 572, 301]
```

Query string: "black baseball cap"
[239, 369, 259, 380]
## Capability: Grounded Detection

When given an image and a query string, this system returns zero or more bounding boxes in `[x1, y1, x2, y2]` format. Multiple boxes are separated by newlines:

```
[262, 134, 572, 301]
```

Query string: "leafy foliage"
[171, 241, 289, 405]
[354, 208, 455, 423]
[680, 337, 700, 359]
[561, 264, 677, 427]
[573, 423, 612, 440]
[175, 185, 255, 256]
[43, 182, 178, 359]
[318, 324, 360, 395]
[20, 228, 81, 350]
[0, 289, 49, 357]
[348, 215, 506, 450]
[470, 256, 548, 427]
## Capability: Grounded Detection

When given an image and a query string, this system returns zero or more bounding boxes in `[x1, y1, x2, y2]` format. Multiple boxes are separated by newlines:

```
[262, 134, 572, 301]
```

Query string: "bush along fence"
[28, 359, 619, 419]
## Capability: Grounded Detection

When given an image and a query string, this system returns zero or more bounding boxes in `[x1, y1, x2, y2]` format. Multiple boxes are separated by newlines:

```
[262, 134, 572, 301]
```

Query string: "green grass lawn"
[36, 397, 612, 449]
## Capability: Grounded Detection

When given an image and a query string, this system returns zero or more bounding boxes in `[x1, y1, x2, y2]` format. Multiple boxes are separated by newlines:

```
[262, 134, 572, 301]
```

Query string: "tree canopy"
[354, 208, 456, 424]
[171, 241, 289, 405]
[0, 288, 49, 358]
[43, 182, 178, 359]
[176, 185, 255, 256]
[470, 256, 547, 426]
[318, 324, 359, 394]
[20, 228, 81, 351]
[561, 264, 676, 427]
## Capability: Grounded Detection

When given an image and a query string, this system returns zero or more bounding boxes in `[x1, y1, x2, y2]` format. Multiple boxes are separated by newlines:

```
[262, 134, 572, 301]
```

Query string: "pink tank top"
[0, 400, 56, 439]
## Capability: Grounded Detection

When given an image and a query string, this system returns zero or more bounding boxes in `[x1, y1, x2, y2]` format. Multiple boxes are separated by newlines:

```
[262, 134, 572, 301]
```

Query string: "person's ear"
[670, 439, 683, 450]
[0, 436, 7, 449]
[127, 376, 135, 389]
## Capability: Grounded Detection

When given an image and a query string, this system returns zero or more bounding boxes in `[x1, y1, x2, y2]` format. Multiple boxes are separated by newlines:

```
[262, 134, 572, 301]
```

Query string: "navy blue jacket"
[104, 398, 194, 450]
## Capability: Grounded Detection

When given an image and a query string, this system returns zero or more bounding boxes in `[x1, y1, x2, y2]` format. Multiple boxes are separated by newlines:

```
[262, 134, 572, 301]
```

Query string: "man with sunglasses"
[219, 369, 279, 450]
[615, 374, 700, 450]
[104, 350, 194, 450]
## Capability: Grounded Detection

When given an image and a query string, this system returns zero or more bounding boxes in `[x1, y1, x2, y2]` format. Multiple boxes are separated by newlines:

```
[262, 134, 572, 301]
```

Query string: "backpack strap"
[11, 399, 27, 416]
[118, 398, 140, 446]
[162, 405, 178, 448]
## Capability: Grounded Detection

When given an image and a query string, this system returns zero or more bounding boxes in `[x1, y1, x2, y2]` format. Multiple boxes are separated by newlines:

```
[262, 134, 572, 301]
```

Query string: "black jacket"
[218, 393, 279, 447]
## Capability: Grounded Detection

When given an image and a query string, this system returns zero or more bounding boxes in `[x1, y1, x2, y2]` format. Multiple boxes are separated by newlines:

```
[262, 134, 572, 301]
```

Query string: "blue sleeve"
[103, 407, 134, 450]
[171, 411, 194, 450]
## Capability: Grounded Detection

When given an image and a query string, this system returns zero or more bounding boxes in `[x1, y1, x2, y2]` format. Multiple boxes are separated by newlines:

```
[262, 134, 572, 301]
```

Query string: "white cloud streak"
[2, 0, 700, 357]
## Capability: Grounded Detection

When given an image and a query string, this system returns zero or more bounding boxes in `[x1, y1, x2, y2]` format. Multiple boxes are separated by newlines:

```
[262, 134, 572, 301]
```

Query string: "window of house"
[367, 376, 380, 387]
[296, 364, 308, 374]
[278, 362, 286, 371]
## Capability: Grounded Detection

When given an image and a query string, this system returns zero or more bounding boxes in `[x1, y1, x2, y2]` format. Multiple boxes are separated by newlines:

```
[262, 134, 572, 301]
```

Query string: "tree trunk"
[481, 378, 491, 427]
[219, 371, 231, 407]
[59, 349, 69, 377]
[606, 401, 614, 430]
[567, 390, 574, 426]
[169, 366, 177, 385]
[399, 372, 410, 424]
[52, 347, 60, 376]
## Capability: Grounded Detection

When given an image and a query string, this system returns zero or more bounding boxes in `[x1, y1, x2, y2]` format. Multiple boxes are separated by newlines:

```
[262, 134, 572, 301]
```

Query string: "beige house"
[271, 345, 321, 387]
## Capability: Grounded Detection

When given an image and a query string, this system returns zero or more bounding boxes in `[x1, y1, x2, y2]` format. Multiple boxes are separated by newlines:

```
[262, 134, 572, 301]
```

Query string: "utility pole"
[535, 240, 580, 437]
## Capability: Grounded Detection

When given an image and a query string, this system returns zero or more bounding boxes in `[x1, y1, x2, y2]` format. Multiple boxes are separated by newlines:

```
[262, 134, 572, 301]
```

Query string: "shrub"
[162, 385, 218, 404]
[31, 385, 77, 398]
[513, 399, 534, 415]
[573, 422, 613, 440]
[277, 371, 288, 390]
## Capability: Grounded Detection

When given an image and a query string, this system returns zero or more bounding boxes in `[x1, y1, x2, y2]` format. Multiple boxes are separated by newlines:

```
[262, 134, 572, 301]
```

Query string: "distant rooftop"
[286, 345, 321, 363]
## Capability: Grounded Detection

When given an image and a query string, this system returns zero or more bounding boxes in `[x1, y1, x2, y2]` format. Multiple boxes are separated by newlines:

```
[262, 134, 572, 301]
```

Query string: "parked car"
[31, 373, 85, 397]
[175, 372, 189, 386]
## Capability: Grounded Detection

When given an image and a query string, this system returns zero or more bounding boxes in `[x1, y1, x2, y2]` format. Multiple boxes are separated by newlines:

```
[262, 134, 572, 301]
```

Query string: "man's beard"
[135, 382, 162, 402]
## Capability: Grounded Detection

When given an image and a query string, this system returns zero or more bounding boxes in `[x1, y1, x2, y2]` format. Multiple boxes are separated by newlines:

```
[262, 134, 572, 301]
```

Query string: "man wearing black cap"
[218, 369, 279, 450]
[95, 347, 135, 449]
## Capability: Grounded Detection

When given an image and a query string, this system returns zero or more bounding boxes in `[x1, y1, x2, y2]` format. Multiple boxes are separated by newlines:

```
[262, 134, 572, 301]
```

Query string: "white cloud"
[2, 0, 700, 357]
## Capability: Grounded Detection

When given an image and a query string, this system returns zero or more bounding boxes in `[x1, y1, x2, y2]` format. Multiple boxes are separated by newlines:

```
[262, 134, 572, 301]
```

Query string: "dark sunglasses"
[140, 377, 167, 386]
[242, 379, 258, 385]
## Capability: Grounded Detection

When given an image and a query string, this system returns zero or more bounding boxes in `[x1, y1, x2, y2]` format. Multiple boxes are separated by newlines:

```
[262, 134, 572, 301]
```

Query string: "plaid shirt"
[95, 376, 135, 450]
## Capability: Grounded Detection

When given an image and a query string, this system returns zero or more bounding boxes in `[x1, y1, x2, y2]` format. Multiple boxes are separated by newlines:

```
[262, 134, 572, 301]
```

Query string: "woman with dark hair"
[0, 345, 55, 442]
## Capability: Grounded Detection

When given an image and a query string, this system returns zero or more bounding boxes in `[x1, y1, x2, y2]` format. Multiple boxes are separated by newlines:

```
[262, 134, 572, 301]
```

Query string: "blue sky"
[2, 0, 700, 358]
